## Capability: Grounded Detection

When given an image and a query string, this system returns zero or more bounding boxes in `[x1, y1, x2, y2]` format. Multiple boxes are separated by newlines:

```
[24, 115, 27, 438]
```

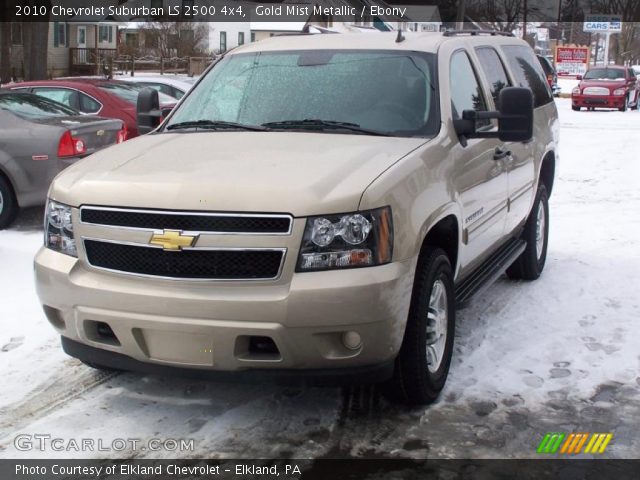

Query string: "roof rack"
[443, 30, 515, 37]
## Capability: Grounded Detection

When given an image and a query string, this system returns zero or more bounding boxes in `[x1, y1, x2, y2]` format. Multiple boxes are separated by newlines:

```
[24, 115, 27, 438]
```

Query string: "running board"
[455, 239, 526, 309]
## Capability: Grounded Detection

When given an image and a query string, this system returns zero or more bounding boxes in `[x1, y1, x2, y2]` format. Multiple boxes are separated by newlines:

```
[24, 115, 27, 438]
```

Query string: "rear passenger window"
[79, 93, 101, 113]
[475, 47, 511, 107]
[450, 50, 489, 127]
[501, 45, 553, 107]
[33, 88, 80, 110]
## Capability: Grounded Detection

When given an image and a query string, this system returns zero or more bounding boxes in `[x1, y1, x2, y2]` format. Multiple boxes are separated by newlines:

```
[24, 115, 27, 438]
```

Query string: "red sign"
[555, 47, 590, 76]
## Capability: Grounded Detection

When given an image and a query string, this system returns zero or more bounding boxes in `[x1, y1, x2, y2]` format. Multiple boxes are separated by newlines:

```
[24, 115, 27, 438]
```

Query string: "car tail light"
[58, 130, 87, 158]
[116, 124, 128, 143]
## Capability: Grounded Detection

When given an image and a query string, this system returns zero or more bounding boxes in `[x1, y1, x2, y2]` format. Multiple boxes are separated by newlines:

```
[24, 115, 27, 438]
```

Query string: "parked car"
[571, 66, 639, 111]
[35, 31, 558, 405]
[536, 55, 561, 97]
[0, 90, 124, 228]
[118, 75, 195, 99]
[7, 79, 175, 138]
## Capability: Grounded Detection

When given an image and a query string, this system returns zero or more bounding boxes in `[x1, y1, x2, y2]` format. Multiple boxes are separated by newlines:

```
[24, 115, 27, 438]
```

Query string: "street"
[1, 98, 639, 459]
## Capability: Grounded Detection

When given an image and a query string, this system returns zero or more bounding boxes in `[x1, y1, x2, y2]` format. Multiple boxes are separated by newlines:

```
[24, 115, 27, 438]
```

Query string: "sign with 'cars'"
[583, 14, 622, 32]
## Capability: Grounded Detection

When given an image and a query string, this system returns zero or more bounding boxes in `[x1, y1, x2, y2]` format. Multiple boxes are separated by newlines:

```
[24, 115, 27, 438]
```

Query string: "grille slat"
[84, 240, 284, 280]
[80, 208, 291, 234]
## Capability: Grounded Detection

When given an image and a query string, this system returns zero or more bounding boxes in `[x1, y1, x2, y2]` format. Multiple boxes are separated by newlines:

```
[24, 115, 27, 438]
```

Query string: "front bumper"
[35, 247, 415, 379]
[571, 94, 625, 109]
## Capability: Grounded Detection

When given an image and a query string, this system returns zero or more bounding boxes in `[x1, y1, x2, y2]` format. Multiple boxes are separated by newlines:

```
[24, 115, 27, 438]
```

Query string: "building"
[208, 23, 252, 54]
[7, 21, 118, 79]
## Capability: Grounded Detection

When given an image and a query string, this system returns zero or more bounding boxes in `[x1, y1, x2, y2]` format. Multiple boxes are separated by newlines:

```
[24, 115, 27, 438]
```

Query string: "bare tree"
[468, 0, 524, 32]
[141, 22, 208, 58]
[0, 23, 11, 83]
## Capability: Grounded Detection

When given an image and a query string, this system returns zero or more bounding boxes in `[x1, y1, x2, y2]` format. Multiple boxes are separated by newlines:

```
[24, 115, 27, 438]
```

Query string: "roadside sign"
[583, 14, 622, 32]
[555, 46, 590, 76]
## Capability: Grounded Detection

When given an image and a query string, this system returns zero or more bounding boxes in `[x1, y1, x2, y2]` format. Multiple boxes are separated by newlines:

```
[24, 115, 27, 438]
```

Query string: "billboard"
[583, 14, 622, 32]
[555, 46, 590, 76]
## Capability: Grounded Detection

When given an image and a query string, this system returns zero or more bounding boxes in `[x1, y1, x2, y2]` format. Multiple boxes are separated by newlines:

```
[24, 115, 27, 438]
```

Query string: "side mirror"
[454, 87, 534, 144]
[576, 74, 582, 80]
[137, 87, 162, 135]
[496, 87, 534, 142]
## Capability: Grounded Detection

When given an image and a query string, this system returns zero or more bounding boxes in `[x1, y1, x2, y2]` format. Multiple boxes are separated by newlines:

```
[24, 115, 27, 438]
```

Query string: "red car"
[7, 79, 175, 138]
[571, 66, 639, 112]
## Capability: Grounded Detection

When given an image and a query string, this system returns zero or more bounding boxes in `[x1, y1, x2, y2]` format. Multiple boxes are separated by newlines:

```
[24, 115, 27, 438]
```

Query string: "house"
[208, 22, 252, 54]
[6, 21, 119, 79]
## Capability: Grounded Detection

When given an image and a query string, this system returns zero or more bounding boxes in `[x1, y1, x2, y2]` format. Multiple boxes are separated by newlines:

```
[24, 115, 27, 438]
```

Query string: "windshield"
[166, 50, 438, 137]
[584, 68, 625, 80]
[0, 93, 79, 119]
[98, 83, 175, 105]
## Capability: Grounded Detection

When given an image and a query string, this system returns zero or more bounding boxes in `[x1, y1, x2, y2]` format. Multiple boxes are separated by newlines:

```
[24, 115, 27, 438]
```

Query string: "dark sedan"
[7, 78, 175, 138]
[0, 91, 124, 228]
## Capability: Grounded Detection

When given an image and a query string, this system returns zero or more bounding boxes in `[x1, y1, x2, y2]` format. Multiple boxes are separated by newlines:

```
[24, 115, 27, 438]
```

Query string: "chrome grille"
[583, 87, 610, 96]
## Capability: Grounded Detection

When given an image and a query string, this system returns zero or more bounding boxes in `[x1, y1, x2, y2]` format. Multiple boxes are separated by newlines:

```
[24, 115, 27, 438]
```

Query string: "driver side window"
[450, 51, 490, 127]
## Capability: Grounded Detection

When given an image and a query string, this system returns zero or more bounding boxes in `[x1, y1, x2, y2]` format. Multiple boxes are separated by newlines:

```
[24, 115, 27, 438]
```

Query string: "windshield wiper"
[166, 120, 267, 131]
[261, 119, 388, 136]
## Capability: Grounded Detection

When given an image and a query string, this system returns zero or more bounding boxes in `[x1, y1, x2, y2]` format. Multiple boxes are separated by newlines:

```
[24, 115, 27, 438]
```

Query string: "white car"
[118, 75, 196, 99]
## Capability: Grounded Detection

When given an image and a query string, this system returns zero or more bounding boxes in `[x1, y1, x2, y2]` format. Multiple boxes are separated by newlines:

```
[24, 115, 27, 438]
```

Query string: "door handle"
[493, 147, 511, 161]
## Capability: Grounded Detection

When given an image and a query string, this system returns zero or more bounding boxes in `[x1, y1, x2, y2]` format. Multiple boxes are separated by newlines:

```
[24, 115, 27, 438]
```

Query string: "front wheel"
[385, 247, 456, 405]
[507, 184, 549, 280]
[0, 176, 18, 230]
[572, 105, 580, 111]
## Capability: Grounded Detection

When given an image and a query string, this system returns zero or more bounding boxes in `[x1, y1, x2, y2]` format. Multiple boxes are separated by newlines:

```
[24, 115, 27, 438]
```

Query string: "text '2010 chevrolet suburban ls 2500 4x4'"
[34, 31, 558, 405]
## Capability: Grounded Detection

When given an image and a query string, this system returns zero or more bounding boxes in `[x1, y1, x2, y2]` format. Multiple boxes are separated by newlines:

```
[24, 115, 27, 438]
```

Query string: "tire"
[384, 247, 456, 405]
[619, 97, 627, 112]
[571, 106, 580, 111]
[0, 175, 18, 230]
[507, 184, 550, 281]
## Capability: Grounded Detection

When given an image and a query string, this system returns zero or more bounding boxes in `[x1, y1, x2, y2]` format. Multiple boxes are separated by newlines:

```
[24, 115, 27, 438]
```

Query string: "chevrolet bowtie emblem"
[149, 230, 198, 251]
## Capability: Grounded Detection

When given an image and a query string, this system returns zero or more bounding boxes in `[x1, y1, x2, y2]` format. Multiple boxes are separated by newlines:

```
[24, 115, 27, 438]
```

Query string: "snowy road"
[1, 99, 639, 459]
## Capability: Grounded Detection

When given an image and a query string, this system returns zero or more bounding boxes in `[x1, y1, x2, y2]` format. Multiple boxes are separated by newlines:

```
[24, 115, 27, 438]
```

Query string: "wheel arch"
[539, 150, 556, 197]
[418, 213, 460, 277]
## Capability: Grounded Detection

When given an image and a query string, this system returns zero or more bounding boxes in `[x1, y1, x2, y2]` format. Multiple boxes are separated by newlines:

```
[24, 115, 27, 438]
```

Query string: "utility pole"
[456, 0, 466, 30]
[522, 0, 528, 39]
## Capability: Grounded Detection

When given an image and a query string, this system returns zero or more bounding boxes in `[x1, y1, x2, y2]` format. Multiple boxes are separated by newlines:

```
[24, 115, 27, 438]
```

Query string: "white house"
[208, 22, 252, 54]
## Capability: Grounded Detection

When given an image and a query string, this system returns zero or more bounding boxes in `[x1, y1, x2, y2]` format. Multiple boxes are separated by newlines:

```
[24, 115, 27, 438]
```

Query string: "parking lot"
[0, 98, 638, 459]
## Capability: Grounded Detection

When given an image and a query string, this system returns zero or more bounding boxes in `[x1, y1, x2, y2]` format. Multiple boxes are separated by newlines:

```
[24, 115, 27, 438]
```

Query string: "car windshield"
[166, 50, 438, 137]
[98, 83, 175, 105]
[584, 68, 625, 80]
[0, 92, 79, 119]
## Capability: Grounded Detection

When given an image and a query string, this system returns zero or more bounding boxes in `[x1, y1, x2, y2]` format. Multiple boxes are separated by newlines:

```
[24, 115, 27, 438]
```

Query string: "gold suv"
[35, 31, 558, 404]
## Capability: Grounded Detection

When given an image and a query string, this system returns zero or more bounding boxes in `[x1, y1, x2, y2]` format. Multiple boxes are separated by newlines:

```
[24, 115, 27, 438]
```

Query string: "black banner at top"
[1, 0, 640, 23]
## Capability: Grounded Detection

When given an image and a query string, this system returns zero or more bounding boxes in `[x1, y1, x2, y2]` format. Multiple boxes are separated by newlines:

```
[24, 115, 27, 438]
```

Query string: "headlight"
[296, 207, 393, 271]
[572, 87, 580, 95]
[612, 88, 625, 96]
[44, 200, 77, 257]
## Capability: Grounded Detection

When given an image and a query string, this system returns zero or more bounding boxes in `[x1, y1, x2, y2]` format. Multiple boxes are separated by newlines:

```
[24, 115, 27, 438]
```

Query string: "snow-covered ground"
[1, 98, 639, 459]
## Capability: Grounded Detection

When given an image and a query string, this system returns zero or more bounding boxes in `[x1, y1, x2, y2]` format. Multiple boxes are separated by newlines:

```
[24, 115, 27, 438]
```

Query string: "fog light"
[342, 331, 362, 350]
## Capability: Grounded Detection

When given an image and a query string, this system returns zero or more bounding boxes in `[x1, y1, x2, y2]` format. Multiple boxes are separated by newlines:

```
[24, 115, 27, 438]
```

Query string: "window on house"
[56, 22, 67, 47]
[238, 32, 245, 45]
[250, 32, 255, 42]
[99, 25, 112, 43]
[220, 32, 227, 52]
[11, 23, 22, 45]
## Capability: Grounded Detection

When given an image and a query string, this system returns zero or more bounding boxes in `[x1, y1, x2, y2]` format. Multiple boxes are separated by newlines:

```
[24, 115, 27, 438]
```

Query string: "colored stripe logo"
[537, 433, 612, 454]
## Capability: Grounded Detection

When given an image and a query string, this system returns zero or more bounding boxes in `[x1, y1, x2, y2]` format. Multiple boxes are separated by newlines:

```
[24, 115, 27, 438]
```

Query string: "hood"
[579, 79, 626, 89]
[51, 131, 426, 216]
